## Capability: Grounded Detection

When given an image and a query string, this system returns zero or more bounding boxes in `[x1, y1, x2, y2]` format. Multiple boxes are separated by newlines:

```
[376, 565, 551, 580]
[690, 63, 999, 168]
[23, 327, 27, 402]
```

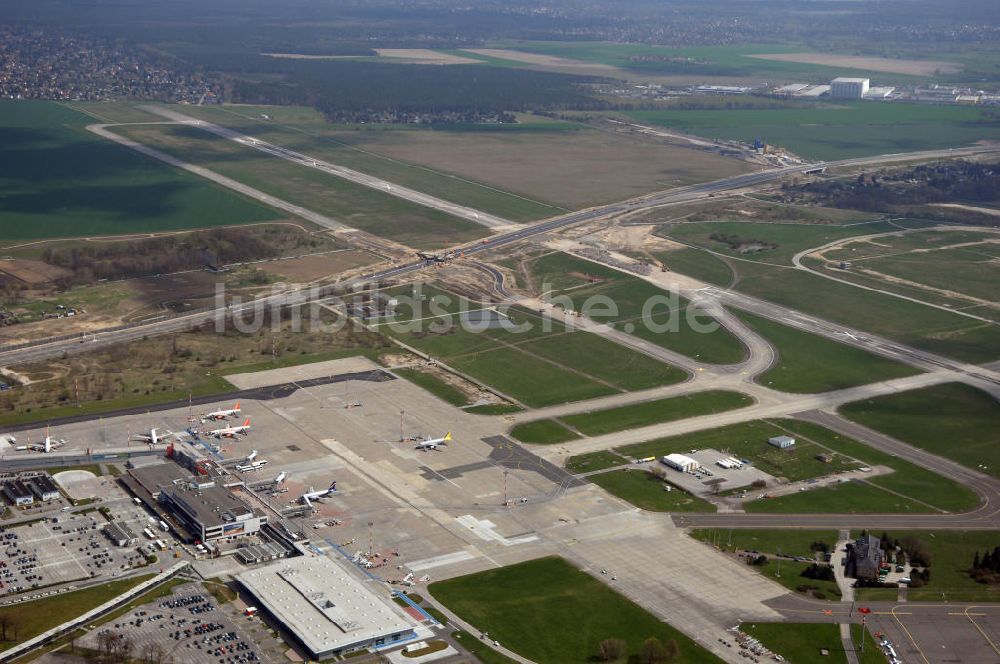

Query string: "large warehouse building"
[830, 77, 870, 99]
[661, 453, 700, 472]
[237, 556, 419, 659]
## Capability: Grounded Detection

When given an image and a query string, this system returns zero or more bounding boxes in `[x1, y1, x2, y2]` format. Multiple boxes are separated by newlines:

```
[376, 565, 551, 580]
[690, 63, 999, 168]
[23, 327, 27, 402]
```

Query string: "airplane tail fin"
[444, 432, 452, 442]
[243, 418, 250, 427]
[234, 402, 240, 411]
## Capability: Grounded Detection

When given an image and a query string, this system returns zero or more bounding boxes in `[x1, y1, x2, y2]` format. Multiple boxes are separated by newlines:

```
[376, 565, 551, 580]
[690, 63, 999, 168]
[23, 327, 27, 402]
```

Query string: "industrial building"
[661, 453, 700, 472]
[2, 480, 34, 506]
[104, 521, 139, 547]
[767, 435, 796, 449]
[26, 474, 61, 502]
[236, 555, 418, 659]
[161, 481, 266, 542]
[831, 77, 870, 99]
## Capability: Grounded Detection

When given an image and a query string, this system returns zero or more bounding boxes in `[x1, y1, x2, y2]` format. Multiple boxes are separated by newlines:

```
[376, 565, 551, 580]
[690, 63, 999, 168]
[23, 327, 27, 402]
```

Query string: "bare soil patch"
[746, 52, 962, 76]
[354, 128, 750, 209]
[375, 49, 482, 65]
[0, 260, 71, 285]
[256, 250, 377, 282]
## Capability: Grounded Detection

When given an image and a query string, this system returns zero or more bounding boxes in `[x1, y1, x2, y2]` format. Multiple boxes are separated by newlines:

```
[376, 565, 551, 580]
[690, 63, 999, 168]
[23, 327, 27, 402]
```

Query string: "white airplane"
[29, 427, 65, 453]
[415, 432, 451, 451]
[246, 449, 258, 463]
[300, 481, 337, 506]
[132, 427, 168, 445]
[274, 471, 288, 485]
[836, 331, 863, 342]
[203, 402, 241, 421]
[206, 418, 251, 439]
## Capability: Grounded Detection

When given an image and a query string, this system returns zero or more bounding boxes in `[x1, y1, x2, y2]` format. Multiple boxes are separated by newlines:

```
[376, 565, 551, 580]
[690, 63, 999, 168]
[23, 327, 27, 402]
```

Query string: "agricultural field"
[378, 286, 686, 408]
[588, 469, 716, 512]
[525, 252, 747, 364]
[485, 42, 961, 85]
[0, 100, 280, 241]
[840, 382, 1000, 479]
[615, 418, 977, 513]
[112, 122, 489, 249]
[736, 311, 921, 393]
[429, 556, 724, 664]
[626, 101, 1000, 160]
[511, 390, 753, 443]
[167, 101, 750, 213]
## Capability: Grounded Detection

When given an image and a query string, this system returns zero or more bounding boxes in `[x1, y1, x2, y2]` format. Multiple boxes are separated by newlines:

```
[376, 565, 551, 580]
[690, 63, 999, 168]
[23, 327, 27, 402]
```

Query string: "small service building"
[767, 435, 796, 449]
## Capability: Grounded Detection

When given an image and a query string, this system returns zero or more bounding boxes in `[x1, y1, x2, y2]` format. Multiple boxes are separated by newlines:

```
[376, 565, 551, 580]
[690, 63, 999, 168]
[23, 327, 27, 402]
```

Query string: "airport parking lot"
[0, 511, 148, 597]
[867, 605, 1000, 664]
[662, 448, 776, 496]
[80, 583, 279, 664]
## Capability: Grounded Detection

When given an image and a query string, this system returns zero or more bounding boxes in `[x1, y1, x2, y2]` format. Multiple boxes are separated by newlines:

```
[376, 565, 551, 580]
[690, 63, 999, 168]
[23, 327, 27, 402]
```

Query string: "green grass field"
[509, 419, 581, 444]
[691, 529, 836, 556]
[746, 480, 931, 513]
[589, 469, 716, 512]
[616, 418, 976, 513]
[627, 102, 1000, 160]
[840, 382, 1000, 478]
[560, 390, 753, 436]
[736, 311, 921, 393]
[663, 218, 929, 266]
[565, 450, 629, 473]
[658, 247, 735, 287]
[0, 100, 279, 241]
[393, 368, 470, 407]
[527, 252, 747, 364]
[430, 557, 723, 664]
[511, 391, 751, 444]
[812, 229, 1000, 311]
[381, 290, 686, 407]
[0, 574, 153, 648]
[113, 123, 489, 249]
[743, 623, 883, 664]
[685, 253, 1000, 364]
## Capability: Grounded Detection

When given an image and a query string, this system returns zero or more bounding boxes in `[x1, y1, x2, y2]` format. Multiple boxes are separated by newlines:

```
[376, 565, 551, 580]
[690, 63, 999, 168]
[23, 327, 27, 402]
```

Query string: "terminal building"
[161, 481, 266, 543]
[237, 556, 419, 659]
[830, 77, 870, 99]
